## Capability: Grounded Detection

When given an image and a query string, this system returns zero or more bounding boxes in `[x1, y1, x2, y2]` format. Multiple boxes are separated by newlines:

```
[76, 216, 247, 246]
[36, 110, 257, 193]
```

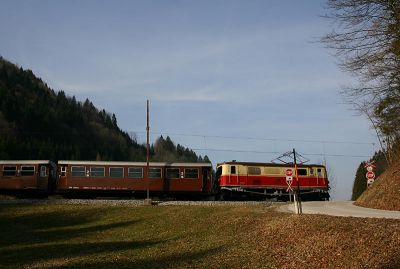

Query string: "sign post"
[364, 161, 376, 187]
[285, 168, 293, 202]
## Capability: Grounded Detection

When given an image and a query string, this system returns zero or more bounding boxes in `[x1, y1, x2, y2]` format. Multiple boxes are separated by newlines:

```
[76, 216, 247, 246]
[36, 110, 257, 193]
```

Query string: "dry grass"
[0, 204, 399, 269]
[356, 159, 400, 211]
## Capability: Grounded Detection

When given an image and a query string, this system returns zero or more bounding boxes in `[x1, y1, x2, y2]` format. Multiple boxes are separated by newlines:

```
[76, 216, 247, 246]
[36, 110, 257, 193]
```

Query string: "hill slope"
[0, 57, 209, 163]
[0, 57, 147, 161]
[355, 159, 400, 211]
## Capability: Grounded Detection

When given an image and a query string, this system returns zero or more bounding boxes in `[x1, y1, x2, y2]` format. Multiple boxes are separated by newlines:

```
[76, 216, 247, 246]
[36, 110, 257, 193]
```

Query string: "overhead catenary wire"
[6, 129, 376, 146]
[128, 130, 377, 159]
[190, 148, 373, 158]
[129, 130, 376, 146]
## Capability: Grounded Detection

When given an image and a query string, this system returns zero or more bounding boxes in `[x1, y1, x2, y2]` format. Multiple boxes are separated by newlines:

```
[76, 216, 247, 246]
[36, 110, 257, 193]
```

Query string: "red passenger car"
[216, 161, 329, 200]
[57, 161, 213, 196]
[0, 160, 56, 195]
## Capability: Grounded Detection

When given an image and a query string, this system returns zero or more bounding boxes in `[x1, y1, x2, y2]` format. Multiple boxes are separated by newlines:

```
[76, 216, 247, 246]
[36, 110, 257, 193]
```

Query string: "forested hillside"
[0, 57, 209, 163]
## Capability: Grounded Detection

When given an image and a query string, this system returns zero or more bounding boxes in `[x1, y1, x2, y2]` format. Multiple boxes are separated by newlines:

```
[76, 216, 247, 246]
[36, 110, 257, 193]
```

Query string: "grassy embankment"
[0, 204, 399, 269]
[355, 158, 400, 211]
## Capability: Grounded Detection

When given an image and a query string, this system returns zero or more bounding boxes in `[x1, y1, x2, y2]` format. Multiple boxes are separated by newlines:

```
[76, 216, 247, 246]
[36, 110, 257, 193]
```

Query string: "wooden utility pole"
[293, 148, 302, 214]
[146, 100, 150, 203]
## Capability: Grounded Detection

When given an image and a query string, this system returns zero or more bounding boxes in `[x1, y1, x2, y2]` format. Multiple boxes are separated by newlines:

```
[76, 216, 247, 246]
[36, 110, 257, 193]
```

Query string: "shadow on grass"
[0, 205, 141, 247]
[51, 246, 225, 269]
[381, 255, 400, 269]
[0, 205, 158, 267]
[0, 240, 164, 267]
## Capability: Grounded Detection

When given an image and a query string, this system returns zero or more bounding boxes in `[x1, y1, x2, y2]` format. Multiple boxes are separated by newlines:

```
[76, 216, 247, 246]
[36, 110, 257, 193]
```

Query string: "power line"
[191, 148, 372, 158]
[129, 130, 376, 146]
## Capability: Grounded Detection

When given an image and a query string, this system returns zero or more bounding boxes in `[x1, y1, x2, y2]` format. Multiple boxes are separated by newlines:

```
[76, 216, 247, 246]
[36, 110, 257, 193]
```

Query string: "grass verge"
[0, 204, 399, 269]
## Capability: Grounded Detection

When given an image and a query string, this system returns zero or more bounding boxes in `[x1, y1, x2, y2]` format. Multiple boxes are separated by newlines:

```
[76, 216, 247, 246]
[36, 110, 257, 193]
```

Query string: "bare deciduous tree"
[322, 0, 400, 160]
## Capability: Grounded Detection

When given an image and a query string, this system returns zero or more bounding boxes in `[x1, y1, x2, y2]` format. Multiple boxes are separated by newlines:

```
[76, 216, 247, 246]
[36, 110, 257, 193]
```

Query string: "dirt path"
[279, 201, 400, 219]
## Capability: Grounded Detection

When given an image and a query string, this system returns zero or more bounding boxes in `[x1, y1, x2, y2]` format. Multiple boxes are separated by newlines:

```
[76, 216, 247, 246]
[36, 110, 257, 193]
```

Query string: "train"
[216, 161, 329, 200]
[0, 160, 329, 200]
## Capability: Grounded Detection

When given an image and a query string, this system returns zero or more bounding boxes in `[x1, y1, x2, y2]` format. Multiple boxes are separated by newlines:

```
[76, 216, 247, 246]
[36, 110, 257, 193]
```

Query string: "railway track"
[0, 197, 277, 207]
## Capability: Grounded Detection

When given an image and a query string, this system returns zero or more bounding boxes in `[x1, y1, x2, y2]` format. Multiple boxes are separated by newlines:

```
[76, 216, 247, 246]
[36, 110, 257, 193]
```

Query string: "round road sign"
[285, 169, 293, 177]
[366, 171, 375, 180]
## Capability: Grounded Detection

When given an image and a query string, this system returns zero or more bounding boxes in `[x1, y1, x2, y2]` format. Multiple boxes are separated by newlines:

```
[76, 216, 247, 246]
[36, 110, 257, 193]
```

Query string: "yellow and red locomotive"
[216, 161, 329, 200]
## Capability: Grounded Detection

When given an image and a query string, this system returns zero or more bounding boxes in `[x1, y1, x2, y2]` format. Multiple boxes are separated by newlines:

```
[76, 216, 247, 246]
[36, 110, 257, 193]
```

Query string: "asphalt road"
[280, 201, 400, 219]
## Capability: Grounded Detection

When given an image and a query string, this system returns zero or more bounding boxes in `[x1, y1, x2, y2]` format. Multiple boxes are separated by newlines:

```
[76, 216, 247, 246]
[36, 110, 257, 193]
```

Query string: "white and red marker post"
[364, 161, 377, 187]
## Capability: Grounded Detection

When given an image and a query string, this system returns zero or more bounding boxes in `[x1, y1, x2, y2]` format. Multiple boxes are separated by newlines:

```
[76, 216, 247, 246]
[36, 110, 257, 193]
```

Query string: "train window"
[185, 168, 199, 179]
[317, 168, 322, 177]
[40, 166, 47, 177]
[310, 168, 314, 175]
[21, 166, 35, 176]
[90, 167, 105, 177]
[166, 168, 180, 179]
[149, 168, 162, 179]
[297, 168, 308, 176]
[109, 167, 124, 178]
[71, 166, 85, 177]
[248, 167, 261, 175]
[264, 167, 280, 175]
[60, 166, 67, 177]
[230, 166, 236, 174]
[3, 166, 17, 176]
[128, 167, 143, 179]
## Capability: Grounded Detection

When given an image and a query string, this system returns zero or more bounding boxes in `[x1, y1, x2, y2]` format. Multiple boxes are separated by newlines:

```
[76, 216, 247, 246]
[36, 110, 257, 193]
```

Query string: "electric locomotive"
[216, 161, 329, 200]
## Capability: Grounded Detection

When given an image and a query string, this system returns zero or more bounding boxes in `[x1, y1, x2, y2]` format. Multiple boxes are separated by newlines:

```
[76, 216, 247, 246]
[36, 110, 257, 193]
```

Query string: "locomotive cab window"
[185, 168, 198, 179]
[109, 167, 124, 178]
[216, 166, 222, 179]
[90, 167, 105, 177]
[71, 166, 85, 177]
[166, 168, 180, 179]
[230, 166, 236, 174]
[128, 167, 143, 179]
[297, 168, 308, 176]
[21, 166, 35, 176]
[149, 168, 162, 179]
[2, 166, 17, 176]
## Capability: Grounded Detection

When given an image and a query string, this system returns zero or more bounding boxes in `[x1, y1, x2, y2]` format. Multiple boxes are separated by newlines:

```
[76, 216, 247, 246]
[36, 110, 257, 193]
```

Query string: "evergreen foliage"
[152, 136, 210, 163]
[0, 57, 209, 163]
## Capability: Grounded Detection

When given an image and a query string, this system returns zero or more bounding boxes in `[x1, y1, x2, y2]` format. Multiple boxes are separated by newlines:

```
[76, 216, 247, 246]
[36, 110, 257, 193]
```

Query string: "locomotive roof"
[58, 160, 212, 167]
[217, 161, 325, 168]
[0, 160, 52, 165]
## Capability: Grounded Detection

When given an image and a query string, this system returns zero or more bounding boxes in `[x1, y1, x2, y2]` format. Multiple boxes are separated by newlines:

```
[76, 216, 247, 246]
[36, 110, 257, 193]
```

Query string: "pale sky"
[0, 0, 379, 199]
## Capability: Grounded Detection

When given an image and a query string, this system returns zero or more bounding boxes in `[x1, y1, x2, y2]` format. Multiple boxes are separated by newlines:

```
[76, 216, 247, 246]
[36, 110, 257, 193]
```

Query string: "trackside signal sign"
[285, 169, 293, 192]
[366, 171, 375, 180]
[365, 161, 376, 186]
